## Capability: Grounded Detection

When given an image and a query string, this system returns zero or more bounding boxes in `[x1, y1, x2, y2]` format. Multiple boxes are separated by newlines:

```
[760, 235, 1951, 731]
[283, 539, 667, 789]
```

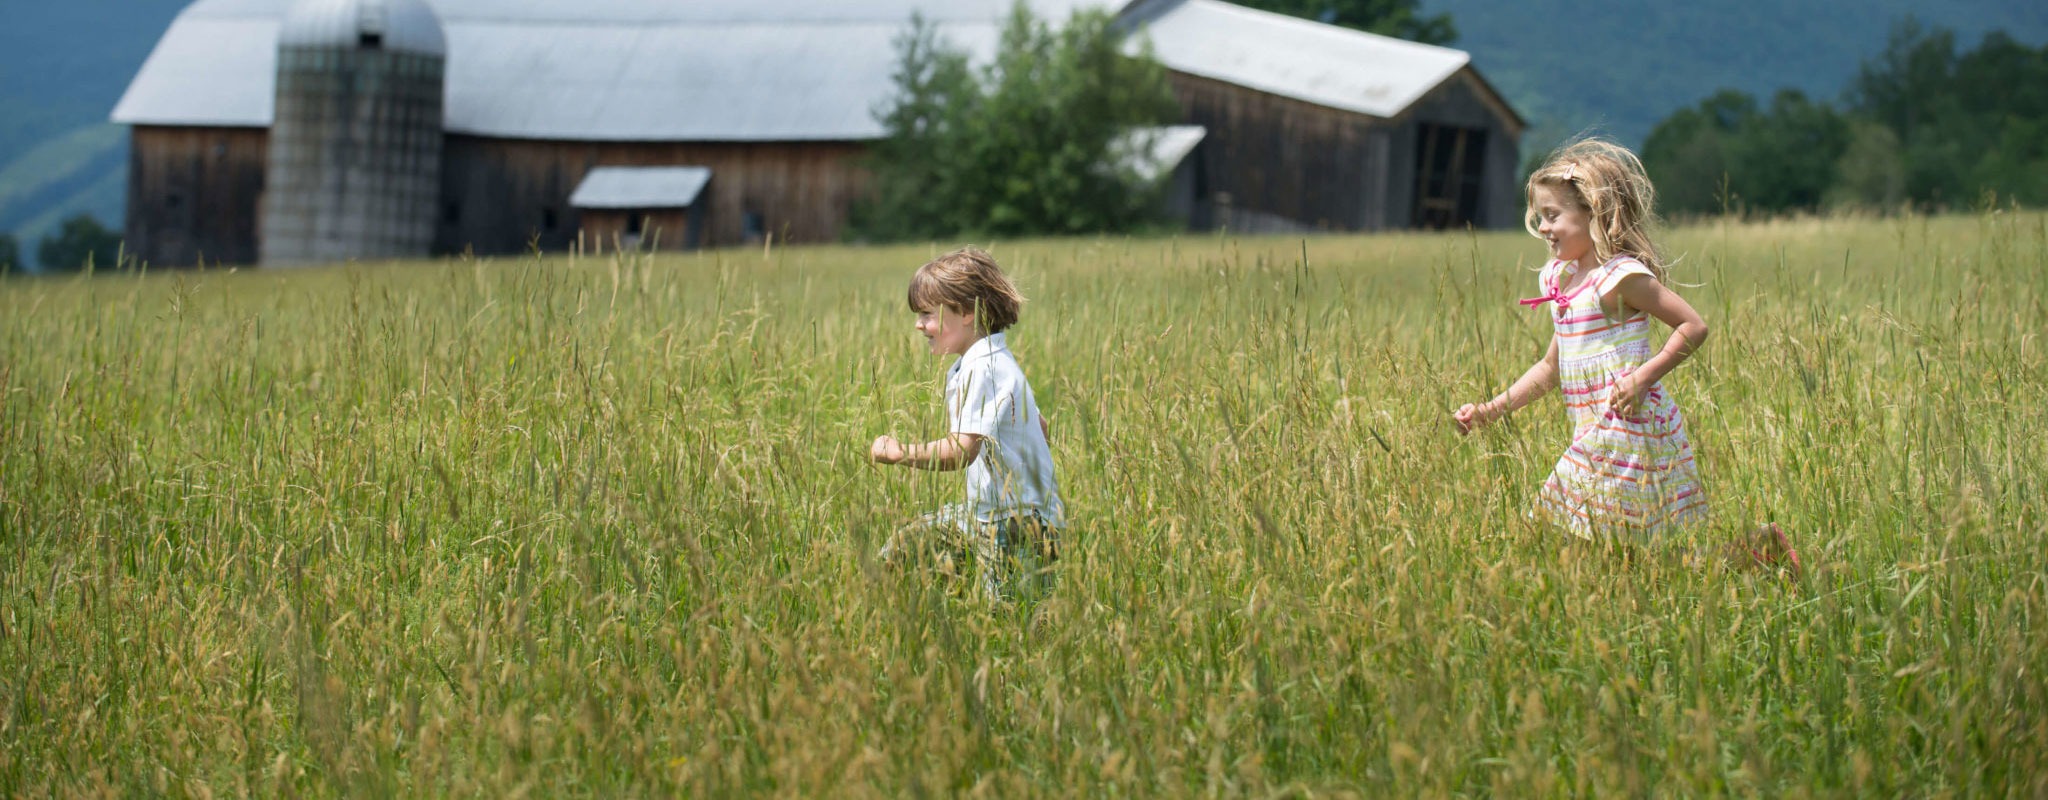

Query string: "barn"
[112, 0, 1523, 267]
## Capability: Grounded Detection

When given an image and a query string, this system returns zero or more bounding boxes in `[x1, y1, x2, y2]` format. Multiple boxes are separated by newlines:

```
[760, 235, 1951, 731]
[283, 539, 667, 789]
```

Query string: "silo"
[261, 0, 446, 266]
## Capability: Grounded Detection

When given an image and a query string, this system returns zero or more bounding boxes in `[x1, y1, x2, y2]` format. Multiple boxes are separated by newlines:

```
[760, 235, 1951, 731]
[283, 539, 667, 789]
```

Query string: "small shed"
[569, 166, 713, 252]
[1125, 0, 1526, 232]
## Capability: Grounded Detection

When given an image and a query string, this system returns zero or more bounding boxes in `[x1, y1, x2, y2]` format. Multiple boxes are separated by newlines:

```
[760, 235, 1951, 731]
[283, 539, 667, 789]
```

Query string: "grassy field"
[3, 212, 2044, 796]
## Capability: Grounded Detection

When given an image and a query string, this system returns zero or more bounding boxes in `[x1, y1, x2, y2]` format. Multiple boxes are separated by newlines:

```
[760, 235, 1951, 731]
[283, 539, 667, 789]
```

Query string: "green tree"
[1848, 21, 2048, 208]
[853, 14, 983, 241]
[1825, 120, 1906, 210]
[1228, 0, 1454, 45]
[0, 232, 18, 273]
[1728, 90, 1849, 211]
[37, 213, 122, 271]
[1642, 89, 1848, 216]
[1640, 90, 1753, 215]
[853, 3, 1179, 241]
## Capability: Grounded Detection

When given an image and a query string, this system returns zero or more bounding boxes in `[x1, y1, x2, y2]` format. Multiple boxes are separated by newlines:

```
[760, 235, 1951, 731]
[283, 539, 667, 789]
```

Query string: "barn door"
[1412, 123, 1488, 229]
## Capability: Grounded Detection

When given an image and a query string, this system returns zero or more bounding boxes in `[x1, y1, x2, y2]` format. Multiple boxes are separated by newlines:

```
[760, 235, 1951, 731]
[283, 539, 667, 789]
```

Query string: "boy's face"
[914, 304, 981, 356]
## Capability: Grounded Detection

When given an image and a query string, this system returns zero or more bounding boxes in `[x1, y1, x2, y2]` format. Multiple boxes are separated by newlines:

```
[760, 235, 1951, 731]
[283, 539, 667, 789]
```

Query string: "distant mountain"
[1423, 0, 2048, 157]
[2, 0, 2044, 267]
[0, 0, 184, 267]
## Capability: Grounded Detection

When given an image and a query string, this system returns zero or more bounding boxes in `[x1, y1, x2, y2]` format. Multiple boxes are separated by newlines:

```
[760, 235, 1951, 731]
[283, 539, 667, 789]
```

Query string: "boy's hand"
[869, 435, 908, 465]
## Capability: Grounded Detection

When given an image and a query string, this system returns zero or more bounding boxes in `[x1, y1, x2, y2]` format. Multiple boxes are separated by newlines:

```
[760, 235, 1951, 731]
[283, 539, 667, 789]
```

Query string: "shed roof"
[113, 0, 1515, 140]
[1115, 125, 1206, 182]
[569, 166, 714, 209]
[1121, 0, 1471, 120]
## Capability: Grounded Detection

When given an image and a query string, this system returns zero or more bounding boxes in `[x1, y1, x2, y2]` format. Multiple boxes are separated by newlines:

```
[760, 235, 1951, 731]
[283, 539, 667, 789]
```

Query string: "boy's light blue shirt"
[946, 332, 1064, 528]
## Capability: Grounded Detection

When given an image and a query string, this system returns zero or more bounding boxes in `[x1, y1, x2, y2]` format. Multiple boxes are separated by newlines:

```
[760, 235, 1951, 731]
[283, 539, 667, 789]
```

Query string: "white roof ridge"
[1173, 0, 1468, 61]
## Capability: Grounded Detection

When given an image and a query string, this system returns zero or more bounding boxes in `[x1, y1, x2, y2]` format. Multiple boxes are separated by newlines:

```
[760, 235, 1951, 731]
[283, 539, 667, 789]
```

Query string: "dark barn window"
[1412, 123, 1487, 230]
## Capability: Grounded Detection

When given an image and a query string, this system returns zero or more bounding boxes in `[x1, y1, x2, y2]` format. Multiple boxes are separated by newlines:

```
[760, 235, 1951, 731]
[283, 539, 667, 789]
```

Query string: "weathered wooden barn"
[1126, 0, 1525, 233]
[113, 0, 1522, 267]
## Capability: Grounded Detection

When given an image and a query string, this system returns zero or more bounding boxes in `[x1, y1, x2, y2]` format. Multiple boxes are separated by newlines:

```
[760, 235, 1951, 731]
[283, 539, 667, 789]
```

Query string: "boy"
[869, 248, 1064, 600]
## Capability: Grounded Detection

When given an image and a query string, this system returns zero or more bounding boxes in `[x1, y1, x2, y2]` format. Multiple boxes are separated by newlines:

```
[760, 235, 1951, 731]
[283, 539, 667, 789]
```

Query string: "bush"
[37, 214, 124, 272]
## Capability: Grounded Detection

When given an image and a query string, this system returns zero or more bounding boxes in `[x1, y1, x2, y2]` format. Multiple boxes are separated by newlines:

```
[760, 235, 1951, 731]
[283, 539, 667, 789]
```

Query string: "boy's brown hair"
[906, 247, 1025, 334]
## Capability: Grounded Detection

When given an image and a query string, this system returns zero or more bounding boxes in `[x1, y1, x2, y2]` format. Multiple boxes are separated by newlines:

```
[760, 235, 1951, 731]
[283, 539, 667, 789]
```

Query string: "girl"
[1454, 139, 1797, 571]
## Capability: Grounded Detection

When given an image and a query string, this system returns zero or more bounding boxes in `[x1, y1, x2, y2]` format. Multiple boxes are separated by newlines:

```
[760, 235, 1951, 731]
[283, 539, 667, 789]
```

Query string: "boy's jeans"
[879, 504, 1060, 600]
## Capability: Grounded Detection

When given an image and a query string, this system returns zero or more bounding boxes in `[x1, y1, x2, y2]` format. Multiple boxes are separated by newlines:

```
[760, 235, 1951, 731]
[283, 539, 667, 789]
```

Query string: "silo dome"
[279, 0, 447, 57]
[261, 0, 447, 266]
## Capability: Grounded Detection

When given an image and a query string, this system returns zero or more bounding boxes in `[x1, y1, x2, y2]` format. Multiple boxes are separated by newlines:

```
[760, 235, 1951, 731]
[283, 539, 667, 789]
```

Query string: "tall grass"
[2, 212, 2043, 795]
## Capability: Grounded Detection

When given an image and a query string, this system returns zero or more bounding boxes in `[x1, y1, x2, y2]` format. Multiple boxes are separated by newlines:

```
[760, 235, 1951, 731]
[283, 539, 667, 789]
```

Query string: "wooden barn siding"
[1171, 68, 1523, 232]
[1169, 72, 1390, 231]
[126, 126, 268, 267]
[437, 137, 868, 255]
[1384, 69, 1525, 230]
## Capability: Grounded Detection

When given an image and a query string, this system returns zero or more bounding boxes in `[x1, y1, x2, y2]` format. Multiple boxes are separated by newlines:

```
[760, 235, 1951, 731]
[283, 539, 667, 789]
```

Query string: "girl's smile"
[1531, 184, 1596, 268]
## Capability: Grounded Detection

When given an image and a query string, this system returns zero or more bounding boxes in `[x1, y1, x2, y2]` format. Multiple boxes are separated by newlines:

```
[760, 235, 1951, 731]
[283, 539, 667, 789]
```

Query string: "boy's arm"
[870, 432, 983, 471]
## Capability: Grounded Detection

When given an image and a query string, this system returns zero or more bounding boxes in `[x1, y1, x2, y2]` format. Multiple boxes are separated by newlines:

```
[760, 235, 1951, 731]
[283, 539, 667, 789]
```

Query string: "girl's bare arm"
[1609, 274, 1709, 391]
[1486, 335, 1561, 417]
[1456, 335, 1560, 433]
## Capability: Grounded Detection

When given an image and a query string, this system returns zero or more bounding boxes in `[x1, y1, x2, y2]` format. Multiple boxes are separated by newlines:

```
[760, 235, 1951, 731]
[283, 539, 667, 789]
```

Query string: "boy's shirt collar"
[955, 332, 1005, 366]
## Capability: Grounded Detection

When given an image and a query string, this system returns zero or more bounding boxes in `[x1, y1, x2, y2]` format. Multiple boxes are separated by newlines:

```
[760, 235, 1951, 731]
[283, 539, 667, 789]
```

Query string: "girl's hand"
[869, 435, 907, 465]
[1606, 376, 1646, 420]
[1453, 401, 1497, 435]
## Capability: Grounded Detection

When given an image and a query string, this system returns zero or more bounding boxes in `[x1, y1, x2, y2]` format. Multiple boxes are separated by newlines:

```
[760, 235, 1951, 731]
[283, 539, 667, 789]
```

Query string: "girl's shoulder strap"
[1597, 255, 1646, 286]
[1596, 253, 1657, 296]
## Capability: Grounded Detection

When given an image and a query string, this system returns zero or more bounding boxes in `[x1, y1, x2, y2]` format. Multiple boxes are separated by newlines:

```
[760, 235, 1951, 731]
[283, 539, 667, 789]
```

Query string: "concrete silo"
[260, 0, 446, 266]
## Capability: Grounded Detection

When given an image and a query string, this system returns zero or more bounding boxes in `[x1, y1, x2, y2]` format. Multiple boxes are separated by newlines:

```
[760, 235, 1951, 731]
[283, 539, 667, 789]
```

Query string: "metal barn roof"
[569, 166, 714, 209]
[113, 0, 1501, 140]
[1122, 0, 1470, 120]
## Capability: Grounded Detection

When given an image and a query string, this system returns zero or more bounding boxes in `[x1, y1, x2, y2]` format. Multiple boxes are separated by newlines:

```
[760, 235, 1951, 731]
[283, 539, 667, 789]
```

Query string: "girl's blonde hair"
[907, 247, 1025, 333]
[1524, 138, 1667, 282]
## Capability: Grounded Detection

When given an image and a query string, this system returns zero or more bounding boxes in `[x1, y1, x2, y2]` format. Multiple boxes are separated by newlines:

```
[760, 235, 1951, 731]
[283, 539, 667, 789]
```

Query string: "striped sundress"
[1530, 255, 1708, 541]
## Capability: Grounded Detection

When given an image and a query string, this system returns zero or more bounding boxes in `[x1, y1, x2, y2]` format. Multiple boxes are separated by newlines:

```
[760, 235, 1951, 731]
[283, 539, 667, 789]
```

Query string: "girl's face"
[914, 304, 980, 356]
[1531, 184, 1596, 267]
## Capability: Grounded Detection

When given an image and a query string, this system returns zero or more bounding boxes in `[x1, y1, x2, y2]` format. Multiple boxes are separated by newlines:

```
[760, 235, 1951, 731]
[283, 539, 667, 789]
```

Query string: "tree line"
[0, 213, 122, 274]
[1642, 20, 2047, 216]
